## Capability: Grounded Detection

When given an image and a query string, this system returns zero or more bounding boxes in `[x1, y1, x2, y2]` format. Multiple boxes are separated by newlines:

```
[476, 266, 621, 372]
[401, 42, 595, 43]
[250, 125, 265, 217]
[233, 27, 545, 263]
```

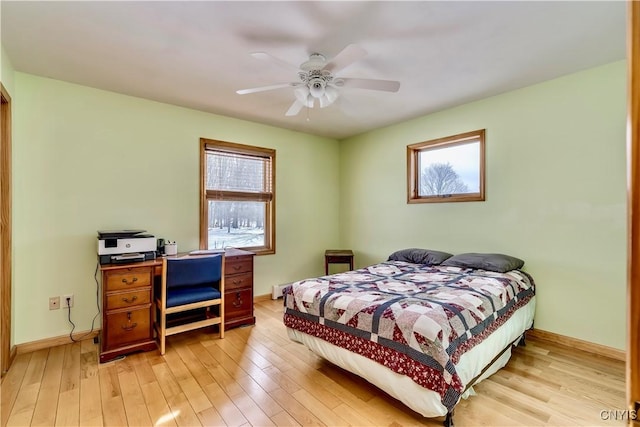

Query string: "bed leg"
[444, 410, 454, 427]
[518, 333, 526, 347]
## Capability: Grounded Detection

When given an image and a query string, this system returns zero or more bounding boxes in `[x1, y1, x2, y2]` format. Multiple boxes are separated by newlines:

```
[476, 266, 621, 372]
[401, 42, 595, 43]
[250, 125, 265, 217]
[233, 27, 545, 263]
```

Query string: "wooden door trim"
[628, 0, 640, 416]
[0, 82, 13, 376]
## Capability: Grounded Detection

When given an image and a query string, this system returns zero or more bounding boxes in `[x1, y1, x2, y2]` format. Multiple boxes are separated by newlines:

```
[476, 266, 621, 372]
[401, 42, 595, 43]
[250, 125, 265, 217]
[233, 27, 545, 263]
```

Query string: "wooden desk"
[98, 249, 254, 363]
[325, 250, 354, 275]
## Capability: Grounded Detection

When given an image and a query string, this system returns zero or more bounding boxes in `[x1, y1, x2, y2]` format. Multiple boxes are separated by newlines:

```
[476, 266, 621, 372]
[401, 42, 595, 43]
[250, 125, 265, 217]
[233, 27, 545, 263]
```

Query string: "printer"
[97, 230, 157, 265]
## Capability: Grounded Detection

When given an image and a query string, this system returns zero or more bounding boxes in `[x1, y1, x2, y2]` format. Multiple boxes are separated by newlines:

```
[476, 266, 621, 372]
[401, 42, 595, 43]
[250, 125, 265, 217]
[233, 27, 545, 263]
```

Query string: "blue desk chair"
[156, 254, 224, 354]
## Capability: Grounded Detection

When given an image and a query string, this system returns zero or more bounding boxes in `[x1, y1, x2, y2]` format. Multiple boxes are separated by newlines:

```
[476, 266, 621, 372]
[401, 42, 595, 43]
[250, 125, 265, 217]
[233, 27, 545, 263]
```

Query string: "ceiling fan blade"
[250, 52, 300, 72]
[338, 78, 401, 93]
[285, 99, 305, 116]
[236, 82, 298, 95]
[323, 44, 367, 73]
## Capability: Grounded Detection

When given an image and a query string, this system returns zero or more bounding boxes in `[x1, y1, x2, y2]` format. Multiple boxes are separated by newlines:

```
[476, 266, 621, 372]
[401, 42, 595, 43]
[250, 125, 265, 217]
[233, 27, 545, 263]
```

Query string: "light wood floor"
[1, 298, 627, 427]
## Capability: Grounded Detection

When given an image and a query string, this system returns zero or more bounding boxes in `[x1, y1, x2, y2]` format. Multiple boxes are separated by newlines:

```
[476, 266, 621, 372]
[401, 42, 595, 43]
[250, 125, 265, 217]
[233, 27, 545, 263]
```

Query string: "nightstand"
[325, 249, 354, 275]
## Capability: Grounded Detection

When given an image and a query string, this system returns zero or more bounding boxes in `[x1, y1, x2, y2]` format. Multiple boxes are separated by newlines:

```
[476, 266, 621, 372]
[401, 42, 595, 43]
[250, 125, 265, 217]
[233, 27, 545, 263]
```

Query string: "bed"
[283, 249, 536, 426]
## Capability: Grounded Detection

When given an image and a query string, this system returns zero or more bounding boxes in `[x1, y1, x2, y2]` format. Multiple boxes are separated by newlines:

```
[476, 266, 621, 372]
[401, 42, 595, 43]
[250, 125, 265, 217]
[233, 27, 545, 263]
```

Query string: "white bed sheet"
[286, 296, 536, 418]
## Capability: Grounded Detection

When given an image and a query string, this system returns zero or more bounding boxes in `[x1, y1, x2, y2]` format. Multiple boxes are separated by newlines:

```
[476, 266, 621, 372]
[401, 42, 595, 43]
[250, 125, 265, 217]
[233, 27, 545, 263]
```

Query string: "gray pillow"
[441, 253, 524, 273]
[387, 248, 453, 265]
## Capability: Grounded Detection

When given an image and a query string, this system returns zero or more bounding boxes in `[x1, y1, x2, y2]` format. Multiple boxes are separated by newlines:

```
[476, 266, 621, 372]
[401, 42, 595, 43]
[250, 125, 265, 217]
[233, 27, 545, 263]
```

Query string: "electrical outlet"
[63, 294, 74, 308]
[49, 296, 60, 310]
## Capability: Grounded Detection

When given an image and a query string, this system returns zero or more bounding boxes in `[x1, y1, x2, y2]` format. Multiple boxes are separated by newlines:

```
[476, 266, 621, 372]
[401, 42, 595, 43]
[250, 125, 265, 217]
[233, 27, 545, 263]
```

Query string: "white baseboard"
[272, 283, 289, 300]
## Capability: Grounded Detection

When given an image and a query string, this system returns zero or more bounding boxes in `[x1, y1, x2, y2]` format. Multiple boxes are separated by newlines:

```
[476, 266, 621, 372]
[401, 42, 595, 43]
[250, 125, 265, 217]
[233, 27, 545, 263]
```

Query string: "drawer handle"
[121, 312, 138, 331]
[121, 277, 138, 285]
[232, 265, 242, 271]
[232, 279, 242, 285]
[122, 296, 138, 304]
[121, 323, 138, 331]
[233, 292, 243, 308]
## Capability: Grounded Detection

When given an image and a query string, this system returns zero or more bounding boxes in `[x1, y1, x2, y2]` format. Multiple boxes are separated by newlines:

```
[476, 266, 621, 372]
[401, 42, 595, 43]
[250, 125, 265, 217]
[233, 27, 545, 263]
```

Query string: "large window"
[407, 129, 485, 203]
[200, 139, 275, 254]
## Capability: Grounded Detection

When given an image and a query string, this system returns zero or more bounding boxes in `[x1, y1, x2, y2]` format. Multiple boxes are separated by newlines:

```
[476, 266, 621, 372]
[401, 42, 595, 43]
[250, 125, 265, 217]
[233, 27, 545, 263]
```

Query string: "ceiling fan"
[236, 44, 401, 117]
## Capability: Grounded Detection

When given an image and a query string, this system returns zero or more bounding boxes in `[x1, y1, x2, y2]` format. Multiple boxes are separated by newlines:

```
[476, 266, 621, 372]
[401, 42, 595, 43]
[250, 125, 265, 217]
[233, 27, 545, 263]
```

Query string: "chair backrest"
[164, 255, 223, 289]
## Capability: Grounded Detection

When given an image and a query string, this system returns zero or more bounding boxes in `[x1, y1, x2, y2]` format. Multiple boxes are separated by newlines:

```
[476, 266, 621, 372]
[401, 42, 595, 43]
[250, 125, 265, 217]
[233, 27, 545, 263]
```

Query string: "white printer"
[97, 230, 157, 265]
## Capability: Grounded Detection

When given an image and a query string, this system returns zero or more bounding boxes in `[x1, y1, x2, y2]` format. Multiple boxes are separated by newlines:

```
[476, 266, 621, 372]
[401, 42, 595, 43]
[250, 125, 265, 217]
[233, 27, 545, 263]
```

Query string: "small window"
[200, 139, 275, 254]
[407, 129, 485, 203]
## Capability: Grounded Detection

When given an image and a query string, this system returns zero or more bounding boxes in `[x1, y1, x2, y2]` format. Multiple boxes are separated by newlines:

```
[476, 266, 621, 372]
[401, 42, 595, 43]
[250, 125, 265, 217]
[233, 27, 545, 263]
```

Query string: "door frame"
[0, 82, 13, 376]
[627, 0, 639, 418]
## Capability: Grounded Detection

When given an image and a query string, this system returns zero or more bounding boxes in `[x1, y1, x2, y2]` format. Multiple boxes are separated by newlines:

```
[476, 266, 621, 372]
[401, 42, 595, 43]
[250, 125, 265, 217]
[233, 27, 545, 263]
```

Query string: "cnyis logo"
[599, 409, 638, 421]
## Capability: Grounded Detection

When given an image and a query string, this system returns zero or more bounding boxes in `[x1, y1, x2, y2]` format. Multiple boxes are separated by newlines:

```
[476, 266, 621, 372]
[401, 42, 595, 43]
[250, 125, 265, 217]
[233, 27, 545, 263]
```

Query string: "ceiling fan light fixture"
[319, 95, 331, 108]
[294, 86, 314, 108]
[308, 77, 326, 98]
[319, 86, 339, 108]
[324, 85, 339, 104]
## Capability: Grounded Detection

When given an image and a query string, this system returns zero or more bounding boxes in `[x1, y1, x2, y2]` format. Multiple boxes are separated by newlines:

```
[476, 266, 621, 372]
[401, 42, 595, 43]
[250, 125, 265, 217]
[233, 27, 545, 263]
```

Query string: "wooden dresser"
[99, 261, 157, 363]
[223, 248, 255, 330]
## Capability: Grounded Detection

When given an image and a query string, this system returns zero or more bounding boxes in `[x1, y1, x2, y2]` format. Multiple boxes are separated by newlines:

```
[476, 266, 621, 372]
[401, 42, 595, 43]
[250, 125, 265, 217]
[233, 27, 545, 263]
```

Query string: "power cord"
[67, 262, 101, 343]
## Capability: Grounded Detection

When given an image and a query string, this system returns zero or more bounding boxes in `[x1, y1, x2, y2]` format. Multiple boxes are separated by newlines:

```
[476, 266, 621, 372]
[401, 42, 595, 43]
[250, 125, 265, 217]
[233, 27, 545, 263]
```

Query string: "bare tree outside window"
[421, 162, 469, 196]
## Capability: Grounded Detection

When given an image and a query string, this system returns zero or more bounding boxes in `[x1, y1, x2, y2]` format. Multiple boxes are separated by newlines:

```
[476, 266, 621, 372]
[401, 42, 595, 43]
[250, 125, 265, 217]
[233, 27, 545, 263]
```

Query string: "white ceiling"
[1, 1, 627, 140]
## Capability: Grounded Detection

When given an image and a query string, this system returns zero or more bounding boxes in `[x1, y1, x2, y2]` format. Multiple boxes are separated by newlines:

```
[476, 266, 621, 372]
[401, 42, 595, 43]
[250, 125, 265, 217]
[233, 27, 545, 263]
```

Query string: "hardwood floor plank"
[59, 343, 80, 393]
[118, 361, 153, 426]
[98, 365, 127, 427]
[232, 390, 276, 427]
[55, 388, 80, 427]
[21, 349, 48, 387]
[5, 349, 48, 426]
[5, 383, 39, 426]
[30, 345, 65, 426]
[290, 388, 350, 426]
[139, 381, 177, 427]
[151, 361, 202, 426]
[163, 345, 214, 413]
[152, 361, 183, 401]
[202, 381, 248, 427]
[267, 388, 324, 427]
[1, 353, 32, 427]
[261, 366, 302, 395]
[55, 344, 81, 427]
[270, 410, 302, 427]
[79, 374, 102, 426]
[1, 299, 626, 427]
[199, 342, 246, 397]
[195, 407, 226, 427]
[165, 392, 203, 427]
[235, 373, 284, 417]
[332, 402, 377, 426]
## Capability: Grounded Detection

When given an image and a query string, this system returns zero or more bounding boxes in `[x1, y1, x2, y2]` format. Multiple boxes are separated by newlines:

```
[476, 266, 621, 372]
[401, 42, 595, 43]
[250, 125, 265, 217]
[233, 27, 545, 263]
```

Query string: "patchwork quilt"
[283, 261, 535, 411]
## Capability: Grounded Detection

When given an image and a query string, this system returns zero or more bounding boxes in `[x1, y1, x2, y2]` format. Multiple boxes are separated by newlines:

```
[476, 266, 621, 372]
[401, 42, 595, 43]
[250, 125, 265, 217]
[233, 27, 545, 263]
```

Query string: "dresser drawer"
[104, 267, 152, 291]
[105, 307, 152, 349]
[225, 288, 252, 319]
[106, 289, 150, 310]
[225, 271, 252, 291]
[225, 258, 253, 275]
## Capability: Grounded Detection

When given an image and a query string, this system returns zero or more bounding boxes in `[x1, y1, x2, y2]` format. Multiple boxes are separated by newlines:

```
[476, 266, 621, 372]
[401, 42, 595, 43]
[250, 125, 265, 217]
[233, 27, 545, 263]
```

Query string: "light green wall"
[1, 44, 15, 93]
[12, 72, 340, 344]
[340, 61, 627, 350]
[10, 61, 628, 350]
